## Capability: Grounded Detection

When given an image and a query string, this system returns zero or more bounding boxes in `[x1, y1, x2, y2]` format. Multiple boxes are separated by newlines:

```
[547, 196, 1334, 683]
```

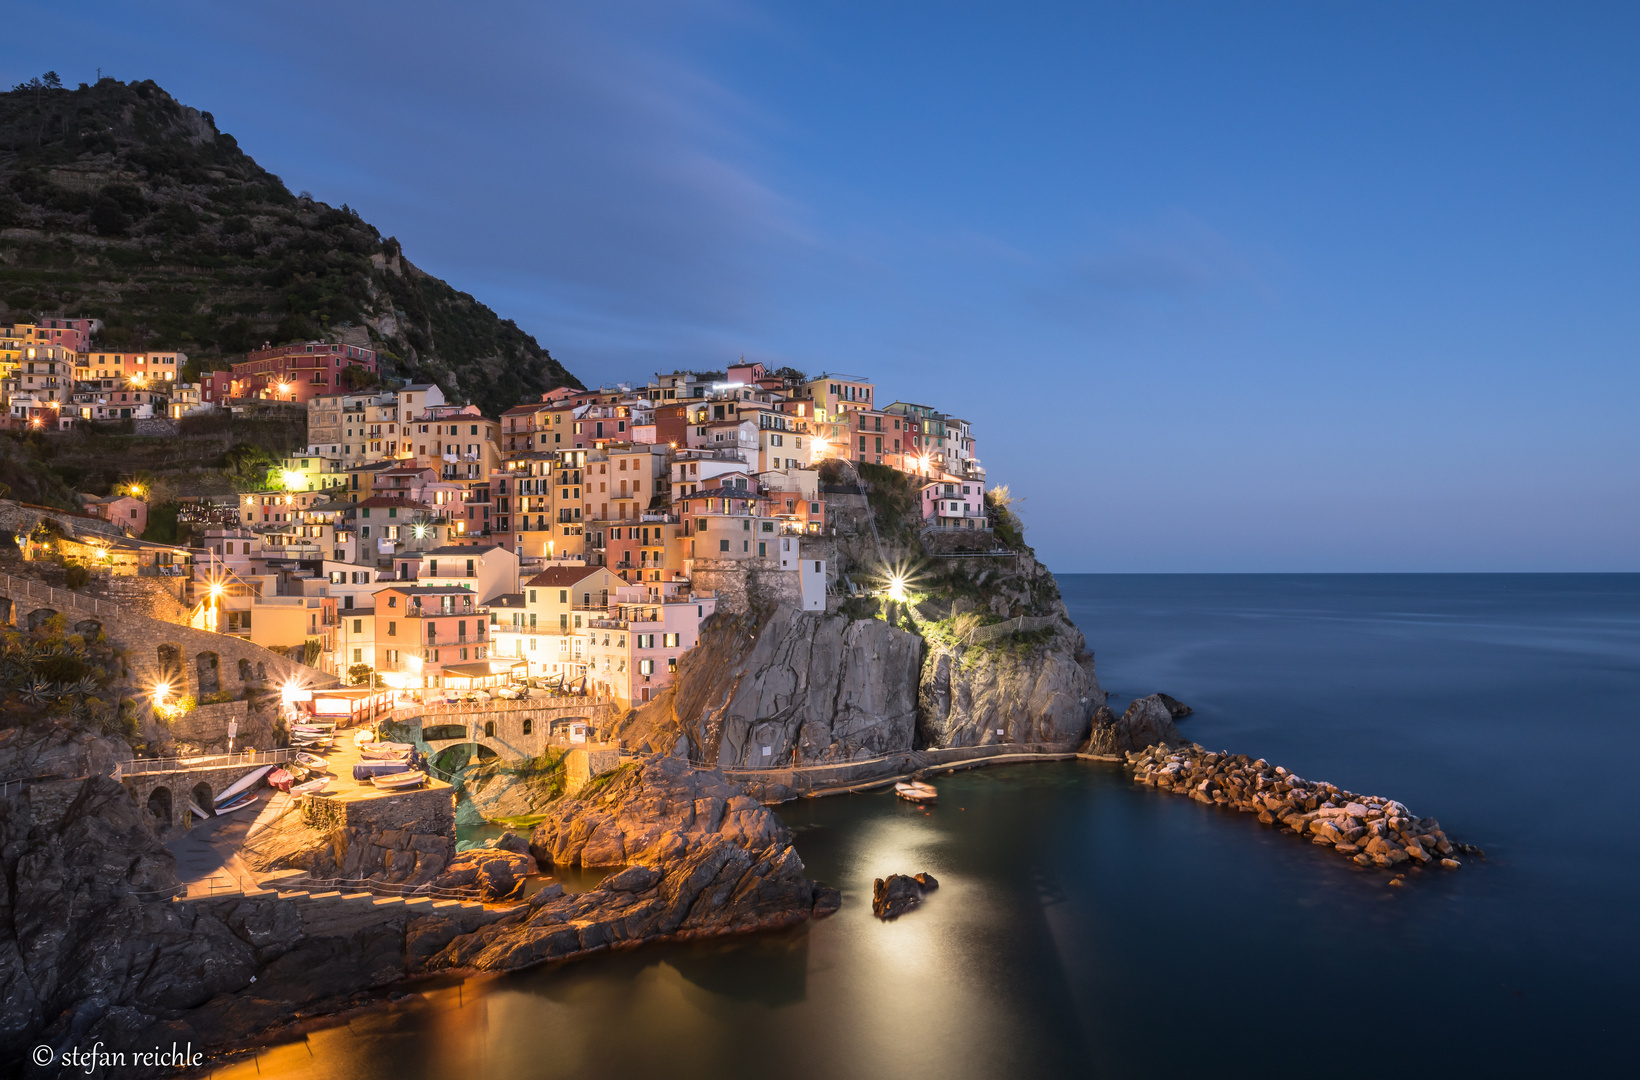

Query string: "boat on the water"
[289, 777, 331, 797]
[895, 781, 938, 803]
[294, 751, 329, 769]
[371, 770, 426, 790]
[359, 741, 414, 759]
[215, 765, 273, 805]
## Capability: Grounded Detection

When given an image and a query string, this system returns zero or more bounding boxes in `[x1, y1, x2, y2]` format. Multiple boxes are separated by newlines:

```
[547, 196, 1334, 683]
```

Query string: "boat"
[894, 781, 939, 803]
[359, 741, 414, 759]
[352, 760, 411, 780]
[215, 765, 274, 806]
[289, 778, 331, 797]
[354, 728, 379, 747]
[295, 752, 329, 769]
[267, 767, 294, 793]
[187, 798, 214, 821]
[371, 770, 426, 790]
[293, 720, 335, 732]
[215, 793, 260, 813]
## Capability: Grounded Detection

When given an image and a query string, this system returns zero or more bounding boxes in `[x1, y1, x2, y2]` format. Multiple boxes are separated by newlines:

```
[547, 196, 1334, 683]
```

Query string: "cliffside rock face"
[919, 620, 1102, 748]
[621, 607, 924, 767]
[425, 756, 836, 974]
[1084, 696, 1186, 755]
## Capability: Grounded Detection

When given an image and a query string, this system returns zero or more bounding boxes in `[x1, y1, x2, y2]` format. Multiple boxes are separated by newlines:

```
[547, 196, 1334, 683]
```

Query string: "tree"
[347, 663, 374, 686]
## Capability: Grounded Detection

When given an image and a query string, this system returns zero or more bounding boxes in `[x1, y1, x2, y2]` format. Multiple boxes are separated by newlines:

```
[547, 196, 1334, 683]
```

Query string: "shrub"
[63, 563, 90, 589]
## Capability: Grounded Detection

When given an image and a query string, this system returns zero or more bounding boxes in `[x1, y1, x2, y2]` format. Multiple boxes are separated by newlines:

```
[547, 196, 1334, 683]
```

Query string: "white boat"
[295, 752, 329, 769]
[359, 742, 414, 759]
[293, 721, 335, 732]
[215, 765, 274, 806]
[354, 728, 379, 747]
[289, 778, 331, 797]
[371, 770, 426, 790]
[894, 781, 939, 803]
[187, 798, 214, 820]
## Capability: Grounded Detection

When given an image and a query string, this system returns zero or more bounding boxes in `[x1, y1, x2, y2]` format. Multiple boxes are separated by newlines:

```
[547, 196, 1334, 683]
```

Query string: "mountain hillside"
[0, 75, 582, 414]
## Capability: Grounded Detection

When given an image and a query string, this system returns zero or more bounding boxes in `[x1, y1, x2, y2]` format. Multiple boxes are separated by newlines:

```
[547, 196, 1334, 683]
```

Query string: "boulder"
[872, 872, 939, 919]
[1084, 697, 1185, 755]
[431, 847, 537, 901]
[1155, 693, 1194, 719]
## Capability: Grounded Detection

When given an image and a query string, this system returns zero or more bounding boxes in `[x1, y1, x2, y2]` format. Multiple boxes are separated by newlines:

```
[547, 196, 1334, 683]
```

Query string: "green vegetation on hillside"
[0, 76, 582, 415]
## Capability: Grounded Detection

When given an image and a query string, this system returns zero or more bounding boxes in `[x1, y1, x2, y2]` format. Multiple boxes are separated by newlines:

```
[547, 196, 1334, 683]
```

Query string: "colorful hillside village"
[3, 326, 992, 708]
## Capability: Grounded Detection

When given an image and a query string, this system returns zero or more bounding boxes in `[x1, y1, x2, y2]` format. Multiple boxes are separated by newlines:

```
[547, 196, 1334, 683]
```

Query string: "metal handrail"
[116, 748, 296, 776]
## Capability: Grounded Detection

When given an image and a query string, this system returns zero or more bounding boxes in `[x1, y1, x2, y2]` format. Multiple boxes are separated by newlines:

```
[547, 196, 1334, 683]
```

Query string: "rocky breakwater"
[1125, 743, 1480, 874]
[421, 755, 840, 974]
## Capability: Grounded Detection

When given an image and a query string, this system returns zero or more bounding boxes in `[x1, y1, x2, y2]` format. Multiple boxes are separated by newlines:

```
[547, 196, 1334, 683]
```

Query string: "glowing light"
[413, 524, 427, 539]
[886, 574, 909, 603]
[812, 437, 829, 454]
[281, 470, 302, 489]
[277, 382, 290, 396]
[153, 680, 171, 708]
[208, 582, 225, 600]
[280, 678, 305, 705]
[128, 484, 143, 498]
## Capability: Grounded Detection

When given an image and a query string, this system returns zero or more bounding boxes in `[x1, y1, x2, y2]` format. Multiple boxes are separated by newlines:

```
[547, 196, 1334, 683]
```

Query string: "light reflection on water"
[198, 575, 1636, 1078]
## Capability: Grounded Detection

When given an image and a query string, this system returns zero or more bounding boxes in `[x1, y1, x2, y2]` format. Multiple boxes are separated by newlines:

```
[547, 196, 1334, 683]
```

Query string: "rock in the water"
[1084, 696, 1185, 755]
[872, 872, 939, 919]
[1155, 693, 1194, 719]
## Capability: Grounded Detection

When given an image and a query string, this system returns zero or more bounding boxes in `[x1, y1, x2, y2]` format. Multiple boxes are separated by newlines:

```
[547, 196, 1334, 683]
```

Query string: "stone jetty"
[1125, 743, 1480, 872]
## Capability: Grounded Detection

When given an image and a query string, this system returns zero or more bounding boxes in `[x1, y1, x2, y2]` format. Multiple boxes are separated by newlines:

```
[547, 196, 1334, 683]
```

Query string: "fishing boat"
[289, 777, 331, 797]
[293, 720, 335, 733]
[214, 765, 274, 806]
[359, 741, 414, 759]
[354, 728, 379, 748]
[352, 760, 411, 780]
[215, 793, 260, 813]
[371, 770, 426, 790]
[894, 781, 939, 803]
[267, 767, 294, 793]
[295, 751, 329, 769]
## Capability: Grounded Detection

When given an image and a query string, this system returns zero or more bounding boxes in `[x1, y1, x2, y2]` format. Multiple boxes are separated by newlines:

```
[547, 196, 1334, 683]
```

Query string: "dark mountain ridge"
[0, 75, 582, 414]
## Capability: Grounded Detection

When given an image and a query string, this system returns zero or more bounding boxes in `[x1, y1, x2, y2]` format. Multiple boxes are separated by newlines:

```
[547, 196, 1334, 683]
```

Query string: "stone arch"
[429, 741, 499, 775]
[189, 781, 215, 822]
[156, 644, 183, 690]
[27, 607, 58, 632]
[73, 618, 101, 637]
[522, 717, 532, 736]
[196, 651, 221, 696]
[147, 786, 173, 826]
[238, 658, 254, 682]
[422, 723, 468, 742]
[484, 720, 496, 738]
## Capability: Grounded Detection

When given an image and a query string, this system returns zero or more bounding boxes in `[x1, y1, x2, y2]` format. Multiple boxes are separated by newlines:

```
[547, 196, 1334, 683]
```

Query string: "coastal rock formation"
[1084, 696, 1186, 755]
[918, 624, 1099, 747]
[1125, 744, 1479, 873]
[432, 836, 538, 901]
[617, 607, 925, 767]
[872, 872, 939, 919]
[1156, 694, 1194, 719]
[423, 755, 839, 974]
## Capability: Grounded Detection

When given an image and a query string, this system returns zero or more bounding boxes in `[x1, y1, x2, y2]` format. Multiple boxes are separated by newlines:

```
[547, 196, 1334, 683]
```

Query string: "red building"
[205, 341, 379, 404]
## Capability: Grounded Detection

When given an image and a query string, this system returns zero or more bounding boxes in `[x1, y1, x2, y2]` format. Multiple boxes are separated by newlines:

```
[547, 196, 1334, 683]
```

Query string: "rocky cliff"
[616, 607, 924, 767]
[423, 755, 838, 974]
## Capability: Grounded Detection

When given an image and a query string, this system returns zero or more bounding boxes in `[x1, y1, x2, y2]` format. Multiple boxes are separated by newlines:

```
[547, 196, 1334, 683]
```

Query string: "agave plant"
[20, 681, 52, 707]
[69, 675, 100, 698]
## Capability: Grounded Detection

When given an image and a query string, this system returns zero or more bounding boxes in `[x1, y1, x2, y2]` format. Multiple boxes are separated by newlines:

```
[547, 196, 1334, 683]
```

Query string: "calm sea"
[215, 574, 1638, 1079]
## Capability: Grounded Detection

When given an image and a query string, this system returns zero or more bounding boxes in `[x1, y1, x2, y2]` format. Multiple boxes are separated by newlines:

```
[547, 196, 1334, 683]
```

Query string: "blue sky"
[8, 1, 1638, 571]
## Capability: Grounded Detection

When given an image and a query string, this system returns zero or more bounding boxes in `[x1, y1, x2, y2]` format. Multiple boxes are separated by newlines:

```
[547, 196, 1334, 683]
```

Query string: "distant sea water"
[218, 574, 1637, 1079]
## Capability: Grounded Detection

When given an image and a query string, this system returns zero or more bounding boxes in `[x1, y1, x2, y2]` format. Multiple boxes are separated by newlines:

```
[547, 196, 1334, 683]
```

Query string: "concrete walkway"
[166, 791, 292, 897]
